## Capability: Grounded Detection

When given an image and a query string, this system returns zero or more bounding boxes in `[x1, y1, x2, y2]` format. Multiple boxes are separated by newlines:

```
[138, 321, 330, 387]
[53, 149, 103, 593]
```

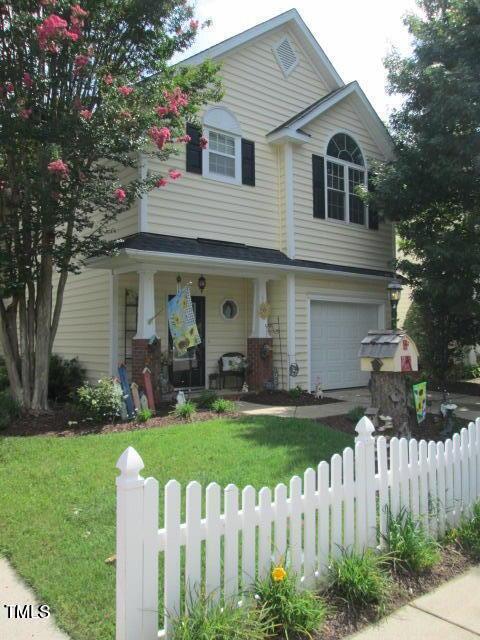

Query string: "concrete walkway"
[0, 558, 69, 640]
[348, 565, 480, 639]
[237, 387, 480, 423]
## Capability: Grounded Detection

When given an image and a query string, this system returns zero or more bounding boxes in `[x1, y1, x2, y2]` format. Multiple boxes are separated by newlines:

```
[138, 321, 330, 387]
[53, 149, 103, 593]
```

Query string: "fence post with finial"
[116, 446, 145, 640]
[355, 416, 377, 550]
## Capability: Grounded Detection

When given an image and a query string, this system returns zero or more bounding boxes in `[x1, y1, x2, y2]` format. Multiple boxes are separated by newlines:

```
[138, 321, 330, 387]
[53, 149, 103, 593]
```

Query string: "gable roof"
[178, 8, 343, 90]
[267, 81, 395, 160]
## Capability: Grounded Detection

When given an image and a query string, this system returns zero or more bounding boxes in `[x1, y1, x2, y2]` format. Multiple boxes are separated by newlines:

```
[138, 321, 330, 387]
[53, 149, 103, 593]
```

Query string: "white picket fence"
[115, 416, 480, 640]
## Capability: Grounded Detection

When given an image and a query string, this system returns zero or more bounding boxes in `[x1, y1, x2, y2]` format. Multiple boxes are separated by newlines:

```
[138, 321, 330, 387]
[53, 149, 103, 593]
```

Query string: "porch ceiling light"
[198, 274, 206, 293]
[387, 277, 403, 330]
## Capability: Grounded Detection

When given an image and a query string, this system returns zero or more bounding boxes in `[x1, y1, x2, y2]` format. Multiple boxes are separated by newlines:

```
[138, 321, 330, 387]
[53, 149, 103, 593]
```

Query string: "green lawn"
[0, 415, 352, 640]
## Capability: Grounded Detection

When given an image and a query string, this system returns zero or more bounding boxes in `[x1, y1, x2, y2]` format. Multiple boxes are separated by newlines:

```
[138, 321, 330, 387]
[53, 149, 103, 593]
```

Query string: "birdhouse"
[358, 330, 419, 373]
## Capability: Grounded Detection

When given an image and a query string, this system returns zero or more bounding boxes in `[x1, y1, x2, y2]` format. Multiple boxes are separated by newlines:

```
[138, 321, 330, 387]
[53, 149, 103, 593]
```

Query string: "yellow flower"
[272, 566, 287, 582]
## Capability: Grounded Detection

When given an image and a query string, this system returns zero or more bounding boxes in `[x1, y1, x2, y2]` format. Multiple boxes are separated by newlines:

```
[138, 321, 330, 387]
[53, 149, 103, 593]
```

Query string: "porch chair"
[218, 352, 246, 390]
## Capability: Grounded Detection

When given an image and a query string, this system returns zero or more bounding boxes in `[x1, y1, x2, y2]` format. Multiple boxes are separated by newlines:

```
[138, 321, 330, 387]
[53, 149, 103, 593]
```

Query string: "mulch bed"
[317, 412, 472, 443]
[318, 544, 473, 639]
[2, 404, 239, 437]
[242, 390, 342, 406]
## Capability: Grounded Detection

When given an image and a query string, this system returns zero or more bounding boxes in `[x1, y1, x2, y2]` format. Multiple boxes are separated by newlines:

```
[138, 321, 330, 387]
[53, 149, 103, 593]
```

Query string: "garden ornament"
[176, 390, 186, 406]
[241, 382, 249, 393]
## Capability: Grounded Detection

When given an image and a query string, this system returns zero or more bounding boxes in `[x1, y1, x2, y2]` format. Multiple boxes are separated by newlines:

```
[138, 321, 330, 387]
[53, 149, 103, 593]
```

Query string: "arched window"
[202, 106, 242, 184]
[326, 133, 367, 226]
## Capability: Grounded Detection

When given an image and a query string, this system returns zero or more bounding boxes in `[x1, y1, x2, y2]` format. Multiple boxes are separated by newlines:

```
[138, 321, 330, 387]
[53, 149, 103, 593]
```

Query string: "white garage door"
[310, 301, 379, 390]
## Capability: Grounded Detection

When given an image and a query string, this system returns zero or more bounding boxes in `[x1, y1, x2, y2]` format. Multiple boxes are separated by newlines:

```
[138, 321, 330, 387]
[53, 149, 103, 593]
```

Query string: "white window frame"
[202, 127, 242, 185]
[324, 131, 370, 228]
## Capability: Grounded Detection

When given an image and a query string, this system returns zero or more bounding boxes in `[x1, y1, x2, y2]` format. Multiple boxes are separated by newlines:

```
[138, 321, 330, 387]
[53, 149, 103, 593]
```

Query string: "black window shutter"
[368, 172, 379, 230]
[186, 123, 202, 174]
[241, 139, 255, 186]
[312, 154, 325, 218]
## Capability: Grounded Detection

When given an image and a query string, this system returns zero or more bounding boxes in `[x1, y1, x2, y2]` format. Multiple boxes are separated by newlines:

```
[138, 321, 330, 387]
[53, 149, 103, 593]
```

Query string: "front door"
[168, 295, 206, 388]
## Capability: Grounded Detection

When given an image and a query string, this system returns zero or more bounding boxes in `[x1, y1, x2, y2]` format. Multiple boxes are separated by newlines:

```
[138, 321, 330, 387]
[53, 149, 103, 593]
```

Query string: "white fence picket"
[205, 483, 221, 602]
[185, 481, 202, 609]
[241, 485, 256, 590]
[224, 484, 239, 600]
[115, 416, 480, 640]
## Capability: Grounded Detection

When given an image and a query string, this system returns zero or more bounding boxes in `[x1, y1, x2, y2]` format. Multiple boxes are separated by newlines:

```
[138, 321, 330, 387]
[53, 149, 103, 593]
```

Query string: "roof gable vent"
[274, 36, 298, 77]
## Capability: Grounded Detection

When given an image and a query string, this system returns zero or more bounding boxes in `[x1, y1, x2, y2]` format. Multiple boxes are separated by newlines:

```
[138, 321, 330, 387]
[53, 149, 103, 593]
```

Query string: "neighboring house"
[54, 9, 396, 393]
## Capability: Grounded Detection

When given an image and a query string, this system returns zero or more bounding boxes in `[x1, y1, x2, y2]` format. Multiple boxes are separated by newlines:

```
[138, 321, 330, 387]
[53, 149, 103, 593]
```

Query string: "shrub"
[170, 594, 269, 640]
[136, 407, 153, 423]
[211, 398, 236, 414]
[0, 390, 20, 430]
[197, 389, 218, 409]
[172, 400, 197, 421]
[76, 378, 123, 422]
[384, 508, 440, 573]
[48, 354, 86, 403]
[0, 356, 8, 392]
[288, 385, 304, 401]
[347, 406, 366, 423]
[454, 501, 480, 560]
[328, 549, 390, 612]
[254, 565, 326, 639]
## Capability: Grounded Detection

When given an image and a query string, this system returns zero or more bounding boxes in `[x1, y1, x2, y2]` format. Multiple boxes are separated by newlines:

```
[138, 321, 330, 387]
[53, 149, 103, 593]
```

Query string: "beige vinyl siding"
[105, 165, 139, 240]
[147, 25, 331, 249]
[293, 94, 394, 271]
[52, 269, 111, 381]
[294, 272, 389, 390]
[117, 272, 251, 385]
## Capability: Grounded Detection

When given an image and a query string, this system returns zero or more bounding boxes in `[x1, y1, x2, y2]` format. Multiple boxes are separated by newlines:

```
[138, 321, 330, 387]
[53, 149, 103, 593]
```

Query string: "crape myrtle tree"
[371, 0, 480, 383]
[0, 0, 221, 411]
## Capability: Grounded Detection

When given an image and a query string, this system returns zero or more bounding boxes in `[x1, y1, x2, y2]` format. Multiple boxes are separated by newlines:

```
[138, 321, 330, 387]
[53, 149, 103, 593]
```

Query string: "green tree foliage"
[374, 0, 480, 382]
[0, 0, 221, 410]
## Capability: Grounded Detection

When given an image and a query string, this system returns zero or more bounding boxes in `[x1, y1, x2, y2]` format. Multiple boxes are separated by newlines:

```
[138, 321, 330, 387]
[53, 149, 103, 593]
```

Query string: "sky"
[178, 0, 421, 122]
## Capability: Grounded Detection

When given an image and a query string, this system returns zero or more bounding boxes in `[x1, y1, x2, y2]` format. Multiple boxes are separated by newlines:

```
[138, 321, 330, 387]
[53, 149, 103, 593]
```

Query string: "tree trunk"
[31, 251, 53, 412]
[370, 371, 416, 437]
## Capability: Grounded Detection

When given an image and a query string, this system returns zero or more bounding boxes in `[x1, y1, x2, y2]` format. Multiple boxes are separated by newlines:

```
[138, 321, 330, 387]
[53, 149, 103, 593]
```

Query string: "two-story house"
[54, 9, 395, 394]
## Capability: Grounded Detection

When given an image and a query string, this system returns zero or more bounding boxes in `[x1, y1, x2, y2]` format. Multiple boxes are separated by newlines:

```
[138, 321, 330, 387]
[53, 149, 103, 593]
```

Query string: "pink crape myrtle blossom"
[22, 73, 33, 88]
[118, 86, 134, 96]
[103, 74, 113, 85]
[148, 126, 171, 150]
[162, 87, 189, 116]
[155, 105, 169, 117]
[199, 136, 208, 149]
[19, 108, 32, 120]
[79, 109, 92, 120]
[176, 134, 191, 143]
[36, 14, 81, 50]
[73, 53, 89, 74]
[189, 19, 199, 30]
[47, 159, 69, 178]
[168, 169, 182, 180]
[114, 188, 126, 202]
[156, 178, 168, 187]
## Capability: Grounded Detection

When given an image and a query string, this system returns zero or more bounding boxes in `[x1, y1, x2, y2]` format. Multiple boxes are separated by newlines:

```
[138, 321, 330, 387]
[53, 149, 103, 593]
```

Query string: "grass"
[0, 415, 351, 640]
[454, 501, 480, 560]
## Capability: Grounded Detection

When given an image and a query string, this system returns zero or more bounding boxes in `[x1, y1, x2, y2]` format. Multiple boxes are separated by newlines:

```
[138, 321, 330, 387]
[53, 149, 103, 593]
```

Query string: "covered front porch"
[89, 249, 286, 400]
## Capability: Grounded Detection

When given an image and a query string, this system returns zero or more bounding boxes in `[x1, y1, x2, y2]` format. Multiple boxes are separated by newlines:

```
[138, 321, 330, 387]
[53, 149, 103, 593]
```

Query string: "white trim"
[306, 293, 386, 391]
[250, 276, 270, 338]
[267, 129, 310, 145]
[138, 153, 148, 232]
[323, 128, 369, 170]
[203, 105, 242, 136]
[135, 268, 158, 339]
[273, 35, 299, 77]
[177, 9, 343, 89]
[286, 273, 296, 389]
[109, 272, 119, 375]
[267, 81, 395, 161]
[284, 143, 295, 258]
[88, 249, 392, 282]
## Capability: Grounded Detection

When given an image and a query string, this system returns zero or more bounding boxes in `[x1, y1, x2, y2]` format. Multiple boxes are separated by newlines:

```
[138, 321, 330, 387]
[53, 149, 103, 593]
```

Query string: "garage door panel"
[310, 301, 379, 390]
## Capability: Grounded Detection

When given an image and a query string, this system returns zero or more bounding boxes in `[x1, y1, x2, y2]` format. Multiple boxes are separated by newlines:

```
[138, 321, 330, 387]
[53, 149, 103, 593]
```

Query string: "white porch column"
[134, 268, 157, 339]
[250, 276, 270, 338]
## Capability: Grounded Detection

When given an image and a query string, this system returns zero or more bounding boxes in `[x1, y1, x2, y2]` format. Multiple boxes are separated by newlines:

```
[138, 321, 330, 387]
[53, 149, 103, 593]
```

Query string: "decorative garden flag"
[413, 381, 427, 424]
[167, 287, 201, 356]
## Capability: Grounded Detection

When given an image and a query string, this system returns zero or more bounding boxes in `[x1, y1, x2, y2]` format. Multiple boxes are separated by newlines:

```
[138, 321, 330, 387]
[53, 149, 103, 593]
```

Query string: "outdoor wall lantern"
[198, 274, 206, 294]
[387, 277, 403, 330]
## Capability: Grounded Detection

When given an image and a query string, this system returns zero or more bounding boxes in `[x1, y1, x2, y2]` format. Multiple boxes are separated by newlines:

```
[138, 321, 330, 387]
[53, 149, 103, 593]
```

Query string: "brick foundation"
[247, 337, 274, 391]
[131, 337, 162, 406]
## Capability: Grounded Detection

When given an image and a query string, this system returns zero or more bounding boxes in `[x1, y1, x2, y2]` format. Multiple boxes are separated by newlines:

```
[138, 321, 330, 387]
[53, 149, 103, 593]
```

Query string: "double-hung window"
[208, 131, 237, 179]
[325, 133, 367, 226]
